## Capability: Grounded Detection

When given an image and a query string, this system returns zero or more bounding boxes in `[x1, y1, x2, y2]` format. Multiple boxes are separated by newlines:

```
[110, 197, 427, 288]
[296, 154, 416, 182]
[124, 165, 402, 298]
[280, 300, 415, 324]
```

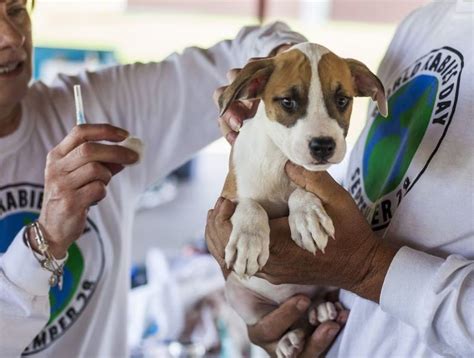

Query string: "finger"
[205, 225, 225, 266]
[247, 98, 260, 117]
[67, 162, 113, 189]
[214, 197, 225, 210]
[248, 295, 310, 343]
[216, 199, 236, 222]
[205, 221, 230, 278]
[221, 99, 260, 131]
[62, 143, 139, 172]
[225, 131, 238, 145]
[76, 180, 108, 208]
[207, 209, 214, 220]
[300, 321, 341, 358]
[285, 162, 345, 204]
[218, 117, 235, 141]
[103, 163, 125, 176]
[336, 309, 349, 325]
[56, 124, 129, 156]
[227, 68, 241, 82]
[213, 86, 227, 106]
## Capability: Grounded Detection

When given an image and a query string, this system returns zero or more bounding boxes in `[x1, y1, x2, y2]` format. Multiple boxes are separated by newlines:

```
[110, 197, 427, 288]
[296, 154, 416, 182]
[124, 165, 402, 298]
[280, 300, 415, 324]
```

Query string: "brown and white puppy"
[219, 43, 387, 357]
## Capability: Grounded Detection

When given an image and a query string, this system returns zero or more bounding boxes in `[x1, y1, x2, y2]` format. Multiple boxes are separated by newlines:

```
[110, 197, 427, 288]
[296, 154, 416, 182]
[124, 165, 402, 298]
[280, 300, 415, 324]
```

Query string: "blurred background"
[31, 0, 428, 356]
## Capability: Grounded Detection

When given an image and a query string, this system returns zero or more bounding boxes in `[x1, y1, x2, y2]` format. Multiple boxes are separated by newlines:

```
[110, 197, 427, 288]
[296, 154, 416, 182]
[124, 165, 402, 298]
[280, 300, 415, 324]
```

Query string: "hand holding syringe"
[33, 86, 143, 259]
[74, 84, 144, 164]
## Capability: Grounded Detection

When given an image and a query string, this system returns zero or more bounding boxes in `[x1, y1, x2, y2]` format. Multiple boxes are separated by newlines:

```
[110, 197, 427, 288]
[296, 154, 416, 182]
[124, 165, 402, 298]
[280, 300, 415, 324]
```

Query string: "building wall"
[127, 0, 428, 23]
[127, 0, 300, 18]
[331, 0, 428, 23]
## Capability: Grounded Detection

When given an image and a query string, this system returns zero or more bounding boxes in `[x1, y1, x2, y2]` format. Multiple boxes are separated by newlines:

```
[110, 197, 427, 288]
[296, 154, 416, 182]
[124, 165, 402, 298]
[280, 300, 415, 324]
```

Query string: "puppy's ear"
[219, 59, 275, 116]
[345, 58, 388, 117]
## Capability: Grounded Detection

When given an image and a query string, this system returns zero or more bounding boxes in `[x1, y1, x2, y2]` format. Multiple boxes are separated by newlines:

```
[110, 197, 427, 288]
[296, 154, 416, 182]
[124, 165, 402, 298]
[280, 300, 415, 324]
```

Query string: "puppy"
[218, 43, 387, 357]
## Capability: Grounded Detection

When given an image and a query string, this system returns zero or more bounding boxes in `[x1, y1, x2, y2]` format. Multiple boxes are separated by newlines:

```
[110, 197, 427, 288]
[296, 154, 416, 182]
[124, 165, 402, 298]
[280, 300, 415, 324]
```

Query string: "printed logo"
[0, 183, 105, 354]
[348, 47, 463, 231]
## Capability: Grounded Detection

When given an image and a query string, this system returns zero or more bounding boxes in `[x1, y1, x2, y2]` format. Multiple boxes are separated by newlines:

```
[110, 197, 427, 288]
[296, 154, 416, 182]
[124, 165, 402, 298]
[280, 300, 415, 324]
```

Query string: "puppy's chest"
[233, 130, 294, 218]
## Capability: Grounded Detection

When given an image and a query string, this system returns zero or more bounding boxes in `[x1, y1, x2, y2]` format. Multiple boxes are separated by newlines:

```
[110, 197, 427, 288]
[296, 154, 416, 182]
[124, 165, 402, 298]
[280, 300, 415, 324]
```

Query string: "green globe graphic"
[363, 75, 438, 202]
[48, 243, 84, 324]
[0, 212, 85, 324]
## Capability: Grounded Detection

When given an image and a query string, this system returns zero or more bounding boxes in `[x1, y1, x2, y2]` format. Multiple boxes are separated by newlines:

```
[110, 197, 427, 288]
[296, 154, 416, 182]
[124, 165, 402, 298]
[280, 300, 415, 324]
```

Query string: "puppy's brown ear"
[345, 58, 388, 117]
[219, 59, 275, 116]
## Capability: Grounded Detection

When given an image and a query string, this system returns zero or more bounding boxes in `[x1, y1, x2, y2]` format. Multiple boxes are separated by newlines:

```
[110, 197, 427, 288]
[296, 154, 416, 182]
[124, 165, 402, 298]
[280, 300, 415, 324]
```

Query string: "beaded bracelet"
[23, 221, 68, 290]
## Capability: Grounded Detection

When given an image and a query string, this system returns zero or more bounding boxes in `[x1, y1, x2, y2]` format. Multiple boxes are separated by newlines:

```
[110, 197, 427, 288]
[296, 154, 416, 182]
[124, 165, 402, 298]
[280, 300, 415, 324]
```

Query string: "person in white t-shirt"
[0, 1, 344, 357]
[207, 0, 473, 356]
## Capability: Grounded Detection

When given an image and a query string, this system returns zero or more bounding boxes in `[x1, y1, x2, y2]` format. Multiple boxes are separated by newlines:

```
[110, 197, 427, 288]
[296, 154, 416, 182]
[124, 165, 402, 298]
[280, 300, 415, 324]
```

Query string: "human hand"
[205, 163, 399, 302]
[205, 197, 233, 277]
[35, 124, 139, 258]
[213, 44, 293, 144]
[248, 294, 348, 357]
[259, 163, 399, 302]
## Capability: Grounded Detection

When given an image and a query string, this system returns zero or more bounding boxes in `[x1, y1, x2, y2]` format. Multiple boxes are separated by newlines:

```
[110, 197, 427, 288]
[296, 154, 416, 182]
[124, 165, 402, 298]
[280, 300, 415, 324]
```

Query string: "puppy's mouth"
[302, 162, 332, 171]
[313, 159, 329, 165]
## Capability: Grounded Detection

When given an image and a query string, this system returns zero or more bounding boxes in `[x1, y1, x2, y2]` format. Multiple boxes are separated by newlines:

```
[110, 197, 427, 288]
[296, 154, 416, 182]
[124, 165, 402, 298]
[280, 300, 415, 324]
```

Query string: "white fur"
[226, 198, 270, 277]
[233, 112, 292, 218]
[276, 328, 305, 358]
[224, 43, 346, 351]
[288, 188, 335, 254]
[317, 301, 338, 323]
[267, 43, 347, 171]
[308, 301, 338, 325]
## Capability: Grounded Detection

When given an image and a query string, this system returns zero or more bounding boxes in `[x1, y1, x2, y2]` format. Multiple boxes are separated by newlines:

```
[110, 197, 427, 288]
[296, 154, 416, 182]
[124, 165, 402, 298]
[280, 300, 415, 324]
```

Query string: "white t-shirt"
[0, 22, 306, 357]
[330, 1, 474, 356]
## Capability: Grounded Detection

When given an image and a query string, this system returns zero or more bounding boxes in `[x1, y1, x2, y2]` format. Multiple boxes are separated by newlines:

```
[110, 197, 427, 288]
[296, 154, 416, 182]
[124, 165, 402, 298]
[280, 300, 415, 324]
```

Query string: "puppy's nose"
[309, 137, 336, 161]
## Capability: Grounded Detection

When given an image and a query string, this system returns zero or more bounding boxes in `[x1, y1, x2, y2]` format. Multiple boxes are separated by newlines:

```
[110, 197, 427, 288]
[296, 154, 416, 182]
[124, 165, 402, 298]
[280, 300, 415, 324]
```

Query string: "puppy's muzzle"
[309, 136, 336, 162]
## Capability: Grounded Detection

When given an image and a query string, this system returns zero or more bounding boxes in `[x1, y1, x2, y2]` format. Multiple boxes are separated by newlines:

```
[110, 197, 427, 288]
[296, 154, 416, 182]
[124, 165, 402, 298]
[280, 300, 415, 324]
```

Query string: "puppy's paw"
[225, 229, 270, 278]
[308, 301, 338, 325]
[276, 328, 305, 358]
[288, 189, 335, 254]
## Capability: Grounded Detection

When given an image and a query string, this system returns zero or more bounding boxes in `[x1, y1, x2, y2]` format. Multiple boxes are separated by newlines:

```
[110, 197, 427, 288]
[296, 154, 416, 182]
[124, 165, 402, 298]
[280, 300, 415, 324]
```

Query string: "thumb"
[285, 162, 345, 204]
[215, 198, 236, 222]
[249, 295, 311, 343]
[300, 321, 341, 358]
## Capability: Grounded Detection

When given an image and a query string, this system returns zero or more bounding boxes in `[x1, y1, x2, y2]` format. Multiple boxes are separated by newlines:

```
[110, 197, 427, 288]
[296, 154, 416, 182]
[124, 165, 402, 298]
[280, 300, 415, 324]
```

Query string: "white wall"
[36, 0, 127, 12]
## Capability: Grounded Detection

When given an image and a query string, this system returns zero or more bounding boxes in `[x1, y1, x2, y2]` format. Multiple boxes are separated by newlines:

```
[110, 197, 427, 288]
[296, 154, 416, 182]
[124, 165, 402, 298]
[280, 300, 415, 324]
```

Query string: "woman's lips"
[0, 61, 25, 78]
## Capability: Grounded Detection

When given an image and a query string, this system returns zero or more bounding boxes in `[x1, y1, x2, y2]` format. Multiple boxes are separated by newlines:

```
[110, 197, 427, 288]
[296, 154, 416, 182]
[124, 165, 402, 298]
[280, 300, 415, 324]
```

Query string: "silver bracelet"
[23, 222, 68, 290]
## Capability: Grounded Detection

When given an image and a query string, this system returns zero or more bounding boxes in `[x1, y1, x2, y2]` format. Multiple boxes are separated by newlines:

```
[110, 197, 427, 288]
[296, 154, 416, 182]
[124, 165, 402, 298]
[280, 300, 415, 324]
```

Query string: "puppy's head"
[219, 43, 387, 171]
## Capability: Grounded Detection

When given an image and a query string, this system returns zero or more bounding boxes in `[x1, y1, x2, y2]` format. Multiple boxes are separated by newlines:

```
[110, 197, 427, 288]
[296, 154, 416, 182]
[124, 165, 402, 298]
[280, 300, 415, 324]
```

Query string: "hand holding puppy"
[264, 163, 398, 302]
[206, 162, 399, 303]
[247, 293, 349, 357]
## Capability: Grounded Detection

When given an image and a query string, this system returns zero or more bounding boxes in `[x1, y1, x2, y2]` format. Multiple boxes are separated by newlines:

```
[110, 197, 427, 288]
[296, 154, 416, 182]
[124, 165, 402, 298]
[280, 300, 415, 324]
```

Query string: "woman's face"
[0, 0, 32, 110]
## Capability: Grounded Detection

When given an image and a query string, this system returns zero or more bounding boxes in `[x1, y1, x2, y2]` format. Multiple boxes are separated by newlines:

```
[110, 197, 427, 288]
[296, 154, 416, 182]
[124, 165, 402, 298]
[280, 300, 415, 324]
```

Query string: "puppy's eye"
[280, 98, 297, 112]
[336, 95, 350, 110]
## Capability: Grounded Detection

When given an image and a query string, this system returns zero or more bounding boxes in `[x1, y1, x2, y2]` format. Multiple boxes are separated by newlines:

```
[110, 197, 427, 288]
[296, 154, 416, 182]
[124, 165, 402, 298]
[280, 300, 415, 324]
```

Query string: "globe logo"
[0, 212, 85, 324]
[363, 74, 438, 202]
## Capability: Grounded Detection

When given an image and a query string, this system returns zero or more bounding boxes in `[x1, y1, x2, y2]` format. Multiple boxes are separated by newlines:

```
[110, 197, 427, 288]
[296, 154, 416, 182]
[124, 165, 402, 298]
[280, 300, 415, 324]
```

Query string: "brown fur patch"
[221, 149, 237, 201]
[318, 52, 356, 135]
[262, 50, 312, 128]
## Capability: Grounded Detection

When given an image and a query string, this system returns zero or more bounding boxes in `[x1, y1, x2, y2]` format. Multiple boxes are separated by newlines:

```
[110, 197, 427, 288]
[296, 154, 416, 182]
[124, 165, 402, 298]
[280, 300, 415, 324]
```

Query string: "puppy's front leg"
[288, 188, 335, 254]
[226, 198, 270, 278]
